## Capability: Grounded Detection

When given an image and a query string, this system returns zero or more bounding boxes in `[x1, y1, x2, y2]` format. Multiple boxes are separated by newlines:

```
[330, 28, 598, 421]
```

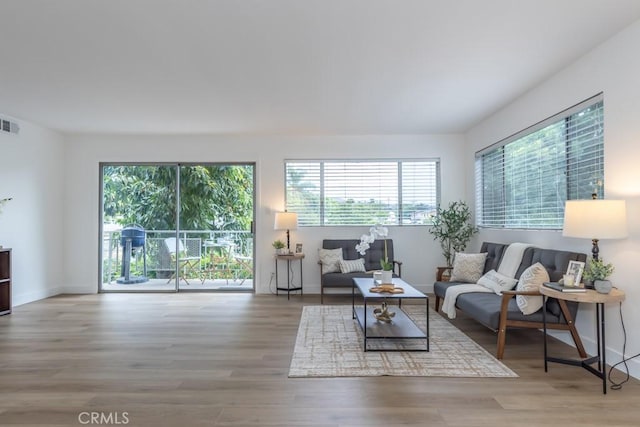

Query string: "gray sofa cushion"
[455, 292, 563, 330]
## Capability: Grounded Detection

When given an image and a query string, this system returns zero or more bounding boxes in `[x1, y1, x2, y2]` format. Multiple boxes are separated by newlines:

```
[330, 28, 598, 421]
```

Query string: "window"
[475, 94, 604, 229]
[285, 159, 440, 226]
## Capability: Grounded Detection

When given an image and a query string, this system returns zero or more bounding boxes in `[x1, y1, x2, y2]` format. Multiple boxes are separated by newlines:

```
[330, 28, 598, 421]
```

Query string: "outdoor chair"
[164, 237, 201, 285]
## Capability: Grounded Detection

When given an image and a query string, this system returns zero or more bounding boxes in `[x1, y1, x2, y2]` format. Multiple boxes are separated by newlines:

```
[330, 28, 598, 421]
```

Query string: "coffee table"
[352, 277, 429, 352]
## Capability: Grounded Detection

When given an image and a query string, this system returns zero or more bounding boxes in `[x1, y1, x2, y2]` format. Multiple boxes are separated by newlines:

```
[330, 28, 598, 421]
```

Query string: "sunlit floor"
[101, 278, 253, 292]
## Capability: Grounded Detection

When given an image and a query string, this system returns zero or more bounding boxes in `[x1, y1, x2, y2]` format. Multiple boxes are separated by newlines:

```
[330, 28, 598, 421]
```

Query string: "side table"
[540, 286, 625, 394]
[275, 253, 304, 299]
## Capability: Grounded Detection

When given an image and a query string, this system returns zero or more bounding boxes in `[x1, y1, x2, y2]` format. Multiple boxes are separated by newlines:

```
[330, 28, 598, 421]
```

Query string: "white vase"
[381, 270, 393, 285]
[594, 280, 612, 294]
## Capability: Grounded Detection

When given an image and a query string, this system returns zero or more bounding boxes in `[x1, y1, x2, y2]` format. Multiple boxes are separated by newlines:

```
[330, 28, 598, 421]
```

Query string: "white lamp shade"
[274, 212, 298, 230]
[563, 199, 628, 239]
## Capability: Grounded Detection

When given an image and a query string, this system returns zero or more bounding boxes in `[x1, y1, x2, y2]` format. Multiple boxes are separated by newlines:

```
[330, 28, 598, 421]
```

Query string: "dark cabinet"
[0, 248, 11, 315]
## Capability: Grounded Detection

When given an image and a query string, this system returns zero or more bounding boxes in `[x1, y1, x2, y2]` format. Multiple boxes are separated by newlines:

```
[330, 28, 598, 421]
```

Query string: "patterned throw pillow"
[318, 248, 343, 274]
[515, 262, 550, 315]
[449, 252, 487, 283]
[339, 258, 366, 274]
[477, 269, 519, 295]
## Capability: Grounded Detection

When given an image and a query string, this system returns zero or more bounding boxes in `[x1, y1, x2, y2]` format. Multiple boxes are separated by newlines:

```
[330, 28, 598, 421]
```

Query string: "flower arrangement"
[272, 239, 285, 250]
[356, 225, 392, 271]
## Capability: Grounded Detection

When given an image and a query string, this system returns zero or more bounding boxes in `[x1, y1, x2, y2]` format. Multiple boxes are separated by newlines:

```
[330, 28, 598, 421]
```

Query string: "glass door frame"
[98, 161, 256, 293]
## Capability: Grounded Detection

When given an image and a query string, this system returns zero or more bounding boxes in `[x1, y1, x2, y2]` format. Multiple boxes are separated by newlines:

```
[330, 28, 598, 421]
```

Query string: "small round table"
[540, 285, 625, 394]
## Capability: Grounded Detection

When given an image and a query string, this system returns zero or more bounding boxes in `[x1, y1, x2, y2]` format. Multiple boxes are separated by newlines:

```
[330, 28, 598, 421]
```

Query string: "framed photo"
[566, 260, 585, 285]
[295, 243, 303, 254]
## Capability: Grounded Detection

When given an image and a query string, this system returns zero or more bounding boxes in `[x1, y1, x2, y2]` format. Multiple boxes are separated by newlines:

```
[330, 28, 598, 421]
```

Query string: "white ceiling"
[2, 0, 640, 135]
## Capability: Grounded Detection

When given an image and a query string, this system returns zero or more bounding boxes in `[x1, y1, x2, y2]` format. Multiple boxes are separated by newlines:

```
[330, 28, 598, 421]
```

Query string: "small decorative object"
[428, 200, 478, 272]
[373, 270, 382, 283]
[356, 224, 393, 278]
[369, 285, 404, 294]
[295, 243, 303, 254]
[272, 239, 287, 255]
[583, 258, 615, 294]
[562, 273, 576, 287]
[373, 301, 395, 323]
[566, 260, 585, 287]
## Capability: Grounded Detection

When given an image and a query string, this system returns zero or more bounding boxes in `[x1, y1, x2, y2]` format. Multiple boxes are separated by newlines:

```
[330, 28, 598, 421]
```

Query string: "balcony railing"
[102, 229, 253, 284]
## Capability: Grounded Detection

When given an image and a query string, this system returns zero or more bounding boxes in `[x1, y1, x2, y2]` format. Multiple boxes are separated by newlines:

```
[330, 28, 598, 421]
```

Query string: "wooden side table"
[275, 253, 304, 299]
[540, 286, 625, 394]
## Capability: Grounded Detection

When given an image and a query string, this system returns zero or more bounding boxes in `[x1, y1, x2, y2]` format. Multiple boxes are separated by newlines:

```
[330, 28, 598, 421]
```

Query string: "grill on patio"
[117, 224, 148, 284]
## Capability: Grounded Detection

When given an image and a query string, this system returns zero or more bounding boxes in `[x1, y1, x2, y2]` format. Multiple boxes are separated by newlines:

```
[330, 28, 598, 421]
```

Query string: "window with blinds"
[285, 159, 440, 226]
[475, 94, 604, 229]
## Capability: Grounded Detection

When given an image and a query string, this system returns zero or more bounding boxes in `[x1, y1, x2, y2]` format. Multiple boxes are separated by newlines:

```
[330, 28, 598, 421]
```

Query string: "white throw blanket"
[497, 242, 532, 278]
[442, 284, 492, 319]
[442, 242, 533, 319]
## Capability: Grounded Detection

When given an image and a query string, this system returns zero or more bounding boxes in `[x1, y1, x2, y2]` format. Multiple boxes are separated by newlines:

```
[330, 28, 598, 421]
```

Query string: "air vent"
[0, 118, 19, 135]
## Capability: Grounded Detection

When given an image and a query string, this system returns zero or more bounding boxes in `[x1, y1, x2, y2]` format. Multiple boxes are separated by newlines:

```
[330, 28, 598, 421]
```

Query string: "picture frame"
[295, 243, 303, 254]
[566, 260, 585, 285]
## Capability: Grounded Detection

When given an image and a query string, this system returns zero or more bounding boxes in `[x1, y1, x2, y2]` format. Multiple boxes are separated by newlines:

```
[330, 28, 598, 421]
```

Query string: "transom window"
[285, 159, 440, 226]
[475, 94, 604, 229]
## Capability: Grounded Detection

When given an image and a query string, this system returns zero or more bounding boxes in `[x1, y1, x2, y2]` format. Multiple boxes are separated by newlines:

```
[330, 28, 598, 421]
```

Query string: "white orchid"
[356, 224, 392, 271]
[370, 225, 388, 238]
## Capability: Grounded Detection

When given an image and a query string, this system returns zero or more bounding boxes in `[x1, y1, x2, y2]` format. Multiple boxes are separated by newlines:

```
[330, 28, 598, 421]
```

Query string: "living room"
[2, 1, 640, 425]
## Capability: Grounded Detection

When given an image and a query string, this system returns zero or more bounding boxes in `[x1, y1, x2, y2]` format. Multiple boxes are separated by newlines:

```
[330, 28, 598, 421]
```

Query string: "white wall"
[0, 116, 66, 305]
[63, 134, 466, 295]
[466, 20, 640, 378]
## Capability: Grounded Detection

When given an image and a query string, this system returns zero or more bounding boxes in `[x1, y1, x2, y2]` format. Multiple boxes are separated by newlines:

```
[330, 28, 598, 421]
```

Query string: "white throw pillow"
[515, 262, 550, 315]
[449, 252, 487, 283]
[318, 248, 343, 274]
[339, 258, 366, 274]
[477, 269, 519, 295]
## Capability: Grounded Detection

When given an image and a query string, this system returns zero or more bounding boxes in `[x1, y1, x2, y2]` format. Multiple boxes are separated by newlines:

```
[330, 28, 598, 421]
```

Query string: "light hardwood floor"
[1, 293, 638, 426]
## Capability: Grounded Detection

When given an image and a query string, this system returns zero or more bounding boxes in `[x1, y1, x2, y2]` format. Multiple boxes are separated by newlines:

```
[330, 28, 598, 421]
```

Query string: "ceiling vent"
[0, 118, 19, 135]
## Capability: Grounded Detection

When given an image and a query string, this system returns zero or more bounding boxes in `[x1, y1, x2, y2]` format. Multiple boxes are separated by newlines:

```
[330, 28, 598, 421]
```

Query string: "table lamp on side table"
[562, 198, 628, 286]
[274, 211, 298, 253]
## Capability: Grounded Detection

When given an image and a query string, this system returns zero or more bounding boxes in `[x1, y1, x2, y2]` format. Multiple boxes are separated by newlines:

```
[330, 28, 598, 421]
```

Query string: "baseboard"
[12, 286, 65, 307]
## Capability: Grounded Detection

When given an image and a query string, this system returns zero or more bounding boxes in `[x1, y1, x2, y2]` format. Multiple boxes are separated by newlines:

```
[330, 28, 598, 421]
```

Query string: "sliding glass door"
[99, 163, 254, 292]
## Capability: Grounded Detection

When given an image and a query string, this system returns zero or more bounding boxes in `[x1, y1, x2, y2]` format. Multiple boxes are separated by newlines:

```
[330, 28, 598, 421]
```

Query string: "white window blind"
[475, 94, 604, 229]
[286, 159, 440, 226]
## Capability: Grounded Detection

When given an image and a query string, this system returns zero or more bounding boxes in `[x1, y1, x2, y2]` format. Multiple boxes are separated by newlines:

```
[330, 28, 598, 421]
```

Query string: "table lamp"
[274, 211, 298, 252]
[562, 199, 628, 261]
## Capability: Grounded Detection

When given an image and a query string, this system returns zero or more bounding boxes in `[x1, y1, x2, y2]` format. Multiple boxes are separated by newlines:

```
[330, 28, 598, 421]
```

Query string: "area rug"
[289, 305, 517, 378]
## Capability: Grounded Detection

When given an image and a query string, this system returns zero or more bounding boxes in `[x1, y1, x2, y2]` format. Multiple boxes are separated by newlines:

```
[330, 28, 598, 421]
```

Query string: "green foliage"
[429, 201, 478, 267]
[272, 240, 285, 249]
[103, 165, 253, 231]
[583, 258, 614, 281]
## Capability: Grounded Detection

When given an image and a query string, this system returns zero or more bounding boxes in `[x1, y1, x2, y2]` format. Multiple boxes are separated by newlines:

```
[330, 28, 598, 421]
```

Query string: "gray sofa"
[319, 239, 402, 304]
[434, 242, 588, 359]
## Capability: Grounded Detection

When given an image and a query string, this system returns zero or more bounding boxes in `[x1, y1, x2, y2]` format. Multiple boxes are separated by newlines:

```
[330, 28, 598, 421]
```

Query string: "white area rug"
[289, 305, 518, 378]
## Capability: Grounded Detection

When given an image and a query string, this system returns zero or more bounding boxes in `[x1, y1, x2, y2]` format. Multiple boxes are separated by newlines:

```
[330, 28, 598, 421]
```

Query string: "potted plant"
[583, 258, 615, 294]
[428, 200, 478, 280]
[272, 239, 287, 255]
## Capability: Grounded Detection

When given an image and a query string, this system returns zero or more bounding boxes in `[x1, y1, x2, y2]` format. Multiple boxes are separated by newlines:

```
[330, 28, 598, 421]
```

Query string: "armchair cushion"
[318, 248, 343, 274]
[339, 258, 366, 274]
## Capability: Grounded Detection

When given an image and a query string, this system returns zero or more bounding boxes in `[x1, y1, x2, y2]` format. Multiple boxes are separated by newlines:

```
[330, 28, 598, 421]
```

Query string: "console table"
[275, 253, 304, 299]
[540, 286, 625, 394]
